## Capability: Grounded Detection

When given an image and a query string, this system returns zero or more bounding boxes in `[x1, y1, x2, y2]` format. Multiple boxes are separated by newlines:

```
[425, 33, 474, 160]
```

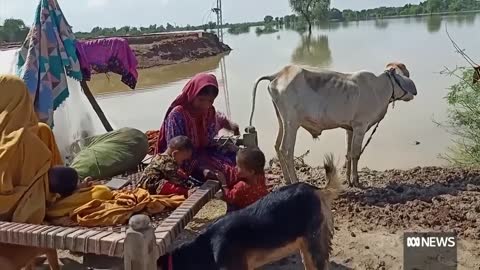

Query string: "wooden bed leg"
[124, 214, 159, 270]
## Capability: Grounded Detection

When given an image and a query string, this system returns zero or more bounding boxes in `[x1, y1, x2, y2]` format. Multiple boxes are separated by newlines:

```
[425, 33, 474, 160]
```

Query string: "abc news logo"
[406, 236, 456, 248]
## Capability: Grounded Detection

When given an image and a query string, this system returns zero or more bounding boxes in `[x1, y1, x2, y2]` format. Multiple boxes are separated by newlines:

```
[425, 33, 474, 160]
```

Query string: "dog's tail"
[317, 153, 341, 204]
[249, 73, 278, 127]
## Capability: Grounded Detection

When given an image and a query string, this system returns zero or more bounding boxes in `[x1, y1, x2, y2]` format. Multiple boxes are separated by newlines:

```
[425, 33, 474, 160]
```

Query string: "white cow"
[249, 62, 417, 187]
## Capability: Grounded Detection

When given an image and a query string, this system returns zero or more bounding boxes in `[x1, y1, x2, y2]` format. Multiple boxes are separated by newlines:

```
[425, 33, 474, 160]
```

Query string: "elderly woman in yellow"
[0, 75, 63, 269]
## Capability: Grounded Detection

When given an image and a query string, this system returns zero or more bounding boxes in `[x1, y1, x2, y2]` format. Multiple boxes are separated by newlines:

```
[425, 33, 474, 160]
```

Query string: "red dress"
[223, 167, 269, 210]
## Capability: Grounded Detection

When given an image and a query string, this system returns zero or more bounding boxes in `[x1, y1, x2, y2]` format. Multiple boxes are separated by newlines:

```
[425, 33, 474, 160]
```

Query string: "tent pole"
[80, 80, 114, 132]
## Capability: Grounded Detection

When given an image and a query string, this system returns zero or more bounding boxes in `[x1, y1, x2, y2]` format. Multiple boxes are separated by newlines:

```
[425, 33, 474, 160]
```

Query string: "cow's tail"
[249, 74, 278, 127]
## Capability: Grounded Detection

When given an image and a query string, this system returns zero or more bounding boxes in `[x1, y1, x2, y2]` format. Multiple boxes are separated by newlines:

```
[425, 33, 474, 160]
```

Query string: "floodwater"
[76, 15, 480, 169]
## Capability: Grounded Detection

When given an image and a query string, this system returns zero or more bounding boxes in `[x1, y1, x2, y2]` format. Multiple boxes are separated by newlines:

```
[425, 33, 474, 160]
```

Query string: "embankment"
[0, 31, 231, 69]
[124, 32, 231, 69]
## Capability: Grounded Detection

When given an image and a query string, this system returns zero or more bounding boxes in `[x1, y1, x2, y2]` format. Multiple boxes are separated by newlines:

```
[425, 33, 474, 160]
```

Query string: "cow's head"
[386, 62, 416, 102]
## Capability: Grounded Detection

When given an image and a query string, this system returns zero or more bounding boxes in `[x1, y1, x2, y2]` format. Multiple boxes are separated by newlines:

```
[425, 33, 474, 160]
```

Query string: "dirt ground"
[36, 158, 480, 269]
[171, 159, 480, 270]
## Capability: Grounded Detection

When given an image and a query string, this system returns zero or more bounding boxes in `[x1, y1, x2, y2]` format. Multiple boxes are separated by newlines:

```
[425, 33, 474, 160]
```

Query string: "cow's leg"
[280, 119, 300, 184]
[273, 102, 289, 182]
[345, 129, 353, 186]
[350, 127, 367, 187]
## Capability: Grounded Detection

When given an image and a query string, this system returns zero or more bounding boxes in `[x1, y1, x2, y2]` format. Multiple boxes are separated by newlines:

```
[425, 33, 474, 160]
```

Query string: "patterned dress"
[138, 154, 189, 196]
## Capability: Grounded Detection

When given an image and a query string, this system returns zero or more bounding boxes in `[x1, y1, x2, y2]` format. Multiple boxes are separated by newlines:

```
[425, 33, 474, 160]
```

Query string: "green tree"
[329, 8, 344, 21]
[427, 0, 443, 13]
[441, 67, 480, 165]
[264, 15, 274, 24]
[166, 23, 174, 31]
[342, 9, 357, 21]
[1, 19, 29, 42]
[289, 0, 330, 34]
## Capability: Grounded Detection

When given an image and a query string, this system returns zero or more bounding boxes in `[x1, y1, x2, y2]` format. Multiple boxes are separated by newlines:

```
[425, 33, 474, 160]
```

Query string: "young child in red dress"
[208, 147, 269, 212]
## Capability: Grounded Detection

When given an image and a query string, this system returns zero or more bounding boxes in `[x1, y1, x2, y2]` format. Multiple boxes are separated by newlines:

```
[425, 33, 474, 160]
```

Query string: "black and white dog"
[158, 154, 340, 270]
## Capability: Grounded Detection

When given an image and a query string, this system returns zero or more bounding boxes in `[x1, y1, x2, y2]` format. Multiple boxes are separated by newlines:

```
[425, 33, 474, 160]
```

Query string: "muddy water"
[91, 15, 479, 170]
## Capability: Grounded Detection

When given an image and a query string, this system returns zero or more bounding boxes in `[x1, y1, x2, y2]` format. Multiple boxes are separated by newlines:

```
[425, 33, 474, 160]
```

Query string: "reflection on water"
[291, 35, 332, 67]
[427, 16, 443, 33]
[16, 14, 476, 170]
[89, 54, 224, 95]
[374, 19, 389, 29]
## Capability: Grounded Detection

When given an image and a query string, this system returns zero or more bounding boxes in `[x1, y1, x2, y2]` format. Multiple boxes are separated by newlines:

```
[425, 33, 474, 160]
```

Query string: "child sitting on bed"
[138, 135, 194, 197]
[207, 147, 269, 212]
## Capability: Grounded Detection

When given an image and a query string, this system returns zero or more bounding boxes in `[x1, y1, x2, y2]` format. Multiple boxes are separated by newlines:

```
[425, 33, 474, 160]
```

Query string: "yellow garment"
[47, 185, 114, 218]
[0, 75, 63, 268]
[0, 75, 62, 223]
[71, 188, 185, 227]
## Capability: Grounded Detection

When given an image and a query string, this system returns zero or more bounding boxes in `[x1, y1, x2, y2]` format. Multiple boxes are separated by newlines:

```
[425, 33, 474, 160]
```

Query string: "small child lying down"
[138, 135, 194, 197]
[206, 147, 269, 212]
[48, 166, 94, 198]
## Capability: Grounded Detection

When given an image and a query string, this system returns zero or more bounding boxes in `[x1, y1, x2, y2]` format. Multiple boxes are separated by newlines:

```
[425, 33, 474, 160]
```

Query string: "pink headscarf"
[155, 73, 219, 154]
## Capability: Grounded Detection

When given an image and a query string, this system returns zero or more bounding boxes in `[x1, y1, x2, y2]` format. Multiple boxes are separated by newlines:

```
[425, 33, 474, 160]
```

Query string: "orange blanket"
[70, 188, 184, 227]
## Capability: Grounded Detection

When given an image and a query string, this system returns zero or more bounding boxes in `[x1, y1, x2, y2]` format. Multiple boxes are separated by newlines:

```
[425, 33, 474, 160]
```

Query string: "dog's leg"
[299, 238, 317, 270]
[46, 249, 60, 270]
[345, 129, 353, 186]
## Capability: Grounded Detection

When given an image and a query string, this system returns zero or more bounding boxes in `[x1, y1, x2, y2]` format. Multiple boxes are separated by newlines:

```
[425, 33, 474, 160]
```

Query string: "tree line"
[1, 0, 479, 43]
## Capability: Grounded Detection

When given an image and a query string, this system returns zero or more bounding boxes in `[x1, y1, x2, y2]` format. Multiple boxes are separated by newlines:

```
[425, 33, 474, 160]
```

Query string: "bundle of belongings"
[47, 127, 185, 227]
[76, 37, 138, 89]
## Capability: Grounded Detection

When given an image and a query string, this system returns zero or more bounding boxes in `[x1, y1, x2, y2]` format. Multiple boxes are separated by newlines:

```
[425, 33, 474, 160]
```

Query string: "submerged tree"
[289, 0, 330, 34]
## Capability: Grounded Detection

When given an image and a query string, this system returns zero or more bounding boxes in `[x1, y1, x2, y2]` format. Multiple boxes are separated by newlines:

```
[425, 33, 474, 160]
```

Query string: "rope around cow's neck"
[361, 70, 401, 155]
[360, 120, 381, 156]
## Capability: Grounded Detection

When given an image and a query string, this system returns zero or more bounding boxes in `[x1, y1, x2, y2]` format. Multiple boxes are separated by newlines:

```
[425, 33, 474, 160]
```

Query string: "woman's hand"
[231, 123, 240, 136]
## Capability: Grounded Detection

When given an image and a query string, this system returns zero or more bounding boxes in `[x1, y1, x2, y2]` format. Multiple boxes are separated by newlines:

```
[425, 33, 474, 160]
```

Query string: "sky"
[0, 0, 422, 32]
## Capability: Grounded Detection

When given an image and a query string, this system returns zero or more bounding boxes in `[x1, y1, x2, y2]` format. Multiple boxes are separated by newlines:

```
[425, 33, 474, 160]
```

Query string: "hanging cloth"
[16, 0, 83, 126]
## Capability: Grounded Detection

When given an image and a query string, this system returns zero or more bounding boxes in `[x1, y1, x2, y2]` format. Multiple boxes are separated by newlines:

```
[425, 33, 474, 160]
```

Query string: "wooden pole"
[80, 80, 114, 132]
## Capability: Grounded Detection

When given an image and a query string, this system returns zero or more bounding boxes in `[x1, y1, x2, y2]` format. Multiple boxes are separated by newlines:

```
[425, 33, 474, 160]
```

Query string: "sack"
[70, 127, 148, 179]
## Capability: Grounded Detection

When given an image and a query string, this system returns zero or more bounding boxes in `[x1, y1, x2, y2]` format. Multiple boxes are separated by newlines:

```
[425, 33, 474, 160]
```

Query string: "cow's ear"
[394, 73, 417, 96]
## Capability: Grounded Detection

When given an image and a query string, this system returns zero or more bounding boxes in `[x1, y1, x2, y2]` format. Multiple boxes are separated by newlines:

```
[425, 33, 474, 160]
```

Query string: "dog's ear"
[393, 72, 417, 96]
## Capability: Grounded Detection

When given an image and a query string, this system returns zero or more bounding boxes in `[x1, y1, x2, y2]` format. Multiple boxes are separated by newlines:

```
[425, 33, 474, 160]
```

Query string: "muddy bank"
[124, 32, 230, 69]
[265, 157, 480, 240]
[0, 32, 231, 69]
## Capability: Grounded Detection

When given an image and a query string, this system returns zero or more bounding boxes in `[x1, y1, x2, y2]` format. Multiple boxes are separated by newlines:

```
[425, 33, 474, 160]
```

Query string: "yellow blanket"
[48, 186, 185, 227]
[0, 75, 62, 224]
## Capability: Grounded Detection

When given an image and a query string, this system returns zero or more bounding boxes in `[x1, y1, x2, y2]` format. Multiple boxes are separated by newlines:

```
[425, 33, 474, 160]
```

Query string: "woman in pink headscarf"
[155, 73, 240, 187]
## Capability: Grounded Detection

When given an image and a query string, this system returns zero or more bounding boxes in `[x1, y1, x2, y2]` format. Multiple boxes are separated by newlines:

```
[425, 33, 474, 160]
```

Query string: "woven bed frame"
[0, 180, 219, 270]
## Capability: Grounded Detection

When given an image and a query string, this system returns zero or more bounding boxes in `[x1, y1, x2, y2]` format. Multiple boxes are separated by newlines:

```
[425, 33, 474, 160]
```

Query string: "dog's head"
[386, 62, 416, 101]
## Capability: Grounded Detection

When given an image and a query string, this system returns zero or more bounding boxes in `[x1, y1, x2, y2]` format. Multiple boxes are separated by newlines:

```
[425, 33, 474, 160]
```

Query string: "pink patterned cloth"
[76, 37, 138, 89]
